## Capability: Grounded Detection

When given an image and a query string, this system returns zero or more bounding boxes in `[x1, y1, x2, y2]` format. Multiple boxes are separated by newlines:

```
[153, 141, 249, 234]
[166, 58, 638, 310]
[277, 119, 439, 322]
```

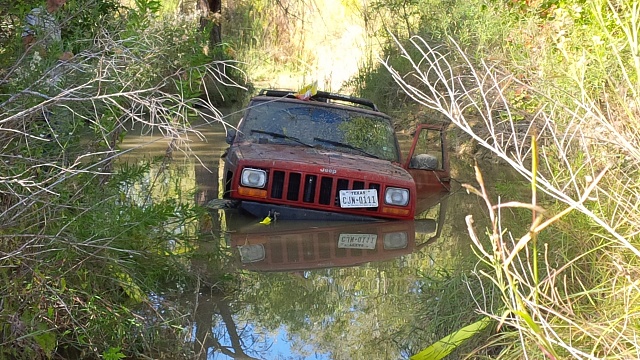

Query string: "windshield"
[237, 99, 401, 162]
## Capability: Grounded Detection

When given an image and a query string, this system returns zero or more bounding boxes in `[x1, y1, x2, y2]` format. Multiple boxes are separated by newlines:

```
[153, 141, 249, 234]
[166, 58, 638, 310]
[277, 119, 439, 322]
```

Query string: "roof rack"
[257, 89, 379, 112]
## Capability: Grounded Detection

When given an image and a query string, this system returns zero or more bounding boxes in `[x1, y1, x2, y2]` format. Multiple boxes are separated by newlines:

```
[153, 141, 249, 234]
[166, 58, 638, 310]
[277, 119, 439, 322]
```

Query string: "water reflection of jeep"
[232, 194, 448, 272]
[235, 221, 420, 272]
[222, 89, 450, 221]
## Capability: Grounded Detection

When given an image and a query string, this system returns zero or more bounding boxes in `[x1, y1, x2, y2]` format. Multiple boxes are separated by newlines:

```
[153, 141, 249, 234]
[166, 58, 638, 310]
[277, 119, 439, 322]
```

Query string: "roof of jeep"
[254, 89, 380, 112]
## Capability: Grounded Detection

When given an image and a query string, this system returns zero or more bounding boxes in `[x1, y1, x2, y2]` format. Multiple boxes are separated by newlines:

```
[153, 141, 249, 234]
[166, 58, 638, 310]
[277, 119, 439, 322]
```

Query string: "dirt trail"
[255, 0, 378, 93]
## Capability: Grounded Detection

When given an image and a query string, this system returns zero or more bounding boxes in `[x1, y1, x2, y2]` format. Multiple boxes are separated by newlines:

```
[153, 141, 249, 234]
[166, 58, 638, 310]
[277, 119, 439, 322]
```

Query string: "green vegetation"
[348, 0, 640, 358]
[2, 0, 639, 358]
[0, 0, 244, 357]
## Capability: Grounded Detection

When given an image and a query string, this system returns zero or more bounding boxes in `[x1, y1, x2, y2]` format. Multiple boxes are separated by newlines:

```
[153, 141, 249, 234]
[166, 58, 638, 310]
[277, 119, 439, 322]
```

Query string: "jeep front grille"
[267, 233, 367, 265]
[269, 170, 381, 211]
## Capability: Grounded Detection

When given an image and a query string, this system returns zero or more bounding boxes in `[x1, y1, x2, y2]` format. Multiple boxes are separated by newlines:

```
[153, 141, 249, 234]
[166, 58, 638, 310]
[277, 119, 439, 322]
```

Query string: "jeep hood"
[232, 143, 412, 181]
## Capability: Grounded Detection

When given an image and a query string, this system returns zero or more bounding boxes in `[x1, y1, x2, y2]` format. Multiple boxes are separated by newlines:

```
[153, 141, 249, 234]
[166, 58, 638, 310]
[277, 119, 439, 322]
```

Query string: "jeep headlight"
[239, 244, 265, 263]
[383, 232, 408, 249]
[241, 168, 267, 188]
[384, 187, 409, 206]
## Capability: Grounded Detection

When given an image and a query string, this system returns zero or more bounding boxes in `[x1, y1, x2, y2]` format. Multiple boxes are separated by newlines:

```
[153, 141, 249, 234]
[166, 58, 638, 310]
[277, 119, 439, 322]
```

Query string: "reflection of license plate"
[339, 189, 378, 208]
[338, 234, 378, 249]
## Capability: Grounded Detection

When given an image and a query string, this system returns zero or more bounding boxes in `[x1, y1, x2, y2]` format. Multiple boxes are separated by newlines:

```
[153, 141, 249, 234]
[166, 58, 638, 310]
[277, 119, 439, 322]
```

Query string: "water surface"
[118, 115, 507, 359]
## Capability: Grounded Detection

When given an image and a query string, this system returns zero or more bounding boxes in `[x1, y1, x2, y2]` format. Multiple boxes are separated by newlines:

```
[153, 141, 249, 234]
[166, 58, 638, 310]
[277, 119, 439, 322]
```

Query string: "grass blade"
[410, 317, 493, 360]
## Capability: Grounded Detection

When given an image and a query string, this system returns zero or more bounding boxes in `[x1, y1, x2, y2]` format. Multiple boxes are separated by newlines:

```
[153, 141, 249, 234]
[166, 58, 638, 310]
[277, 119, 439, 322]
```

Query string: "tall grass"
[347, 0, 518, 115]
[381, 0, 640, 356]
[221, 0, 314, 84]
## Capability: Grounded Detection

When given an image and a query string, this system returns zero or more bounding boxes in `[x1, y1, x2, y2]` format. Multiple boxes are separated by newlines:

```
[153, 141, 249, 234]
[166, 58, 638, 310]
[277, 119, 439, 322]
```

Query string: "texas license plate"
[338, 234, 378, 249]
[339, 189, 379, 208]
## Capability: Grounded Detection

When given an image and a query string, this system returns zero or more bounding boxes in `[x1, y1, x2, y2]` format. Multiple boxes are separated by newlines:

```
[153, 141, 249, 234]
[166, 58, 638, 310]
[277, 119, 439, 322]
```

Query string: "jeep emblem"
[320, 167, 337, 174]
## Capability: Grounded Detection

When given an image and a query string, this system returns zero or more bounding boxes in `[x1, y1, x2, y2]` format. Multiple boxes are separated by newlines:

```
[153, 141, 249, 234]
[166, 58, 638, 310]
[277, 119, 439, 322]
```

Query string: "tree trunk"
[197, 0, 222, 47]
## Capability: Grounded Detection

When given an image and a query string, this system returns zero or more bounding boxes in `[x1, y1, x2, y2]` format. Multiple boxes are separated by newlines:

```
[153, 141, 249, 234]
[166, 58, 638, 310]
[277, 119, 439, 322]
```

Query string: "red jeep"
[222, 89, 450, 221]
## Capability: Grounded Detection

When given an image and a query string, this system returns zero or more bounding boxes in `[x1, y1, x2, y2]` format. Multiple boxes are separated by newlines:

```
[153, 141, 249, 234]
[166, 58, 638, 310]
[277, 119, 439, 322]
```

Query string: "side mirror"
[225, 129, 237, 145]
[409, 154, 439, 170]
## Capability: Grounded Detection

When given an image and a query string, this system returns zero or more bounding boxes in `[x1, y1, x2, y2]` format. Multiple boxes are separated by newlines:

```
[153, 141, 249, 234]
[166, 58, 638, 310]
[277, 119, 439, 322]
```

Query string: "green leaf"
[513, 310, 542, 334]
[411, 317, 492, 360]
[103, 346, 126, 360]
[34, 331, 56, 358]
[113, 268, 145, 303]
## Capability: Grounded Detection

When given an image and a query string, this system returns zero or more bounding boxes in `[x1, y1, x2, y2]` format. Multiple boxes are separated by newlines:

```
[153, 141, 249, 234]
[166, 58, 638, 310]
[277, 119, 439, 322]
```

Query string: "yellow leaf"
[294, 81, 318, 100]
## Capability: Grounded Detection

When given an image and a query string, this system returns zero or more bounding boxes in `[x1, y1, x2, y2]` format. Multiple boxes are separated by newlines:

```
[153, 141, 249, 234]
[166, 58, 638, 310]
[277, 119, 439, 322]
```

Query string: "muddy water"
[118, 115, 510, 359]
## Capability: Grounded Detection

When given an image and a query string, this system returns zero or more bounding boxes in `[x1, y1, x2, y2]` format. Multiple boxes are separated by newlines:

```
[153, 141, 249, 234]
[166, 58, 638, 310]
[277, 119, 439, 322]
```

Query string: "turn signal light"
[238, 186, 267, 198]
[382, 207, 410, 216]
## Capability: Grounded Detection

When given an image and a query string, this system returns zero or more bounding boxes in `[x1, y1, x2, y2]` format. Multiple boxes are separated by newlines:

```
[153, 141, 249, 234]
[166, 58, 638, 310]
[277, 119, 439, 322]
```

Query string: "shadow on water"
[118, 115, 513, 359]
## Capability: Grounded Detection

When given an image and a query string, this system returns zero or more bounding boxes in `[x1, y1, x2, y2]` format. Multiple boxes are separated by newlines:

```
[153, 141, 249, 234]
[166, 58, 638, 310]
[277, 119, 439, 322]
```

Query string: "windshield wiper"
[251, 129, 313, 148]
[313, 137, 380, 159]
